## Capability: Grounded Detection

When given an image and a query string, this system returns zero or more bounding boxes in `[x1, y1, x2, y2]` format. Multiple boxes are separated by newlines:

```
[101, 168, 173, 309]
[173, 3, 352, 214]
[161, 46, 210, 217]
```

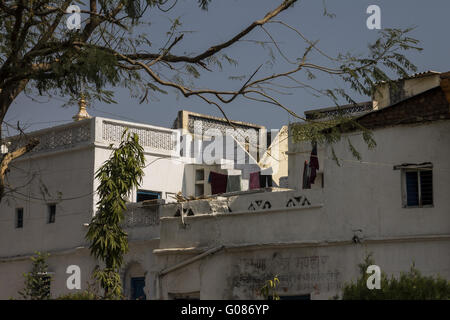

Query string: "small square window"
[195, 183, 204, 197]
[195, 169, 205, 181]
[48, 204, 56, 223]
[16, 208, 24, 228]
[403, 169, 433, 208]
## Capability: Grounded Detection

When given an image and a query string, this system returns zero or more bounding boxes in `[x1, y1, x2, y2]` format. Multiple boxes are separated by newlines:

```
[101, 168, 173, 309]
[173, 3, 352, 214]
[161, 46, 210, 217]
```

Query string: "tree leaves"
[85, 129, 145, 299]
[341, 253, 450, 300]
[260, 275, 280, 300]
[347, 138, 361, 161]
[18, 252, 51, 300]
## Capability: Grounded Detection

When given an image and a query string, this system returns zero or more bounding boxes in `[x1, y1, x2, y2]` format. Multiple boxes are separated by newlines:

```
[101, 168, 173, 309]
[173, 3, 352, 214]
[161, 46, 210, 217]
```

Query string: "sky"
[4, 0, 450, 134]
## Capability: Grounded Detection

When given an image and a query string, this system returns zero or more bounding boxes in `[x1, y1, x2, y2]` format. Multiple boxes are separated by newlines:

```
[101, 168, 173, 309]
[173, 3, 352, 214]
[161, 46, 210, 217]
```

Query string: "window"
[195, 183, 204, 197]
[136, 190, 161, 202]
[48, 204, 56, 223]
[403, 169, 433, 207]
[16, 208, 23, 228]
[195, 169, 205, 181]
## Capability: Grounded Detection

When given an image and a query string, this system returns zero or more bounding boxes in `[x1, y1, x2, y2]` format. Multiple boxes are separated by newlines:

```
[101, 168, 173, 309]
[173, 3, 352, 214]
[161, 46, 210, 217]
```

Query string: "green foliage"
[38, 47, 121, 96]
[56, 272, 102, 300]
[291, 26, 420, 163]
[340, 253, 450, 300]
[92, 266, 125, 300]
[18, 252, 52, 300]
[0, 0, 420, 127]
[290, 108, 377, 166]
[0, 0, 213, 113]
[338, 27, 422, 98]
[56, 291, 99, 300]
[260, 275, 280, 300]
[85, 129, 145, 299]
[0, 1, 421, 181]
[347, 138, 361, 161]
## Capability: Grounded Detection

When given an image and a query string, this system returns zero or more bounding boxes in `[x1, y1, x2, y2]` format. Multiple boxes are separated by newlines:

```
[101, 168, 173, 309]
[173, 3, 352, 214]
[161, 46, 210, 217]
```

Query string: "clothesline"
[208, 170, 273, 195]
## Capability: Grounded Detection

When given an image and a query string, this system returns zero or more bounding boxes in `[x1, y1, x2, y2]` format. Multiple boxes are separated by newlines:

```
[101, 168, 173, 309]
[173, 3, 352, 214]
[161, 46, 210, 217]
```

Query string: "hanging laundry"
[209, 171, 228, 194]
[249, 171, 260, 190]
[226, 175, 242, 192]
[309, 142, 319, 184]
[260, 174, 273, 188]
[302, 160, 311, 189]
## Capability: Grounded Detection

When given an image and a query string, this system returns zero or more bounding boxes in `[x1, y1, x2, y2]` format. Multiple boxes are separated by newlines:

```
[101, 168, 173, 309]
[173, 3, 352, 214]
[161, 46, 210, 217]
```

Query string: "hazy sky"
[4, 0, 450, 134]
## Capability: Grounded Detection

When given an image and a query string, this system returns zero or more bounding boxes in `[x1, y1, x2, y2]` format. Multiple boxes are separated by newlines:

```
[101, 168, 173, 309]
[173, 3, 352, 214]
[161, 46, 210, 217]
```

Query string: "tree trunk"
[0, 80, 39, 203]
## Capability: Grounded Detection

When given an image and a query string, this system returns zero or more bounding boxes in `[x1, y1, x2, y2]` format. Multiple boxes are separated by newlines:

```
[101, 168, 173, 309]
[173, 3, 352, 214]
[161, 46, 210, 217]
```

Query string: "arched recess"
[122, 261, 148, 300]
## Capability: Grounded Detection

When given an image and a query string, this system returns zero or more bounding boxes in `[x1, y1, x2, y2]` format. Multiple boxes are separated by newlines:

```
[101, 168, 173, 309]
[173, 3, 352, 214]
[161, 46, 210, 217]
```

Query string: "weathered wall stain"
[230, 254, 341, 297]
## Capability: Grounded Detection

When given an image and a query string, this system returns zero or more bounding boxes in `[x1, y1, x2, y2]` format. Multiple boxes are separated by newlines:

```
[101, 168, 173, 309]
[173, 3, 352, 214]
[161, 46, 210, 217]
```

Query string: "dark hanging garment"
[302, 160, 311, 189]
[249, 171, 261, 190]
[309, 142, 319, 184]
[210, 172, 228, 194]
[260, 174, 273, 188]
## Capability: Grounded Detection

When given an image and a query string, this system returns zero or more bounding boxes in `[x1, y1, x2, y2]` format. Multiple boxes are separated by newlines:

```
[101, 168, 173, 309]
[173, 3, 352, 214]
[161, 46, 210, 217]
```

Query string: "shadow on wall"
[123, 261, 147, 300]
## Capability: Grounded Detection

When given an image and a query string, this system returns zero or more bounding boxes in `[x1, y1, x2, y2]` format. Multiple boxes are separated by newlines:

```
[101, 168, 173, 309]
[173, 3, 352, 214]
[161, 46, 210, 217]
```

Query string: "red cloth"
[209, 172, 228, 194]
[249, 171, 260, 190]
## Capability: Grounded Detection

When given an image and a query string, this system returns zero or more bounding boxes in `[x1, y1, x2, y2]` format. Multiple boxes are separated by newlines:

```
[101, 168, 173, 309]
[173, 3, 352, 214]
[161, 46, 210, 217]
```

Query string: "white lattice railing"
[7, 120, 92, 154]
[5, 117, 180, 156]
[101, 119, 178, 153]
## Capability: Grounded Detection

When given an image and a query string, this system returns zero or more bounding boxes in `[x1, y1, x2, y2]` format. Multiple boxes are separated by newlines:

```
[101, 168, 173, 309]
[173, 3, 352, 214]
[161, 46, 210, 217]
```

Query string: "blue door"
[131, 277, 146, 300]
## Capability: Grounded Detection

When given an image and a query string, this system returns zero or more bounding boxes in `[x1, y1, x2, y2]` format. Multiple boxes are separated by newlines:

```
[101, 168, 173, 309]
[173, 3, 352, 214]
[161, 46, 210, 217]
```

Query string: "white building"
[152, 71, 450, 299]
[0, 108, 281, 299]
[0, 71, 449, 300]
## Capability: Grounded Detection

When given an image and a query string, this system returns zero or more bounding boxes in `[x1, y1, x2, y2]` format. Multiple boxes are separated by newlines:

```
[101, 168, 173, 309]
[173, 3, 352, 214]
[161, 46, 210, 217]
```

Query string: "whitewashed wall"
[288, 120, 450, 239]
[0, 117, 181, 299]
[154, 120, 450, 299]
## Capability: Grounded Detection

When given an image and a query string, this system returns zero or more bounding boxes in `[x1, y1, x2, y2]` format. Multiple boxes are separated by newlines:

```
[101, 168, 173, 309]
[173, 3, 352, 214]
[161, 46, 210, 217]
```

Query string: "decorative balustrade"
[305, 102, 373, 120]
[123, 205, 160, 228]
[101, 120, 178, 152]
[7, 120, 91, 154]
[5, 117, 180, 156]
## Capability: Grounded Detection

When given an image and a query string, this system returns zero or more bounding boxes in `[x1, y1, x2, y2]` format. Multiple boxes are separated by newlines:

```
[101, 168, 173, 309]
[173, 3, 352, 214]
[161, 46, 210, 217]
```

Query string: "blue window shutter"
[419, 170, 433, 206]
[405, 171, 419, 206]
[136, 190, 161, 202]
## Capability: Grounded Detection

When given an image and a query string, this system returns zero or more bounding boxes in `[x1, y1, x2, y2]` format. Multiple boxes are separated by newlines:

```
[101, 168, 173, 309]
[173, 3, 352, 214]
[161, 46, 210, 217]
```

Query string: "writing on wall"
[231, 254, 341, 298]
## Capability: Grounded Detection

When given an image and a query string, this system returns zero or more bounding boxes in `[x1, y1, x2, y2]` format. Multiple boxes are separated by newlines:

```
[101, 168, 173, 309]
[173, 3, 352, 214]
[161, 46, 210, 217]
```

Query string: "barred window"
[403, 169, 433, 207]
